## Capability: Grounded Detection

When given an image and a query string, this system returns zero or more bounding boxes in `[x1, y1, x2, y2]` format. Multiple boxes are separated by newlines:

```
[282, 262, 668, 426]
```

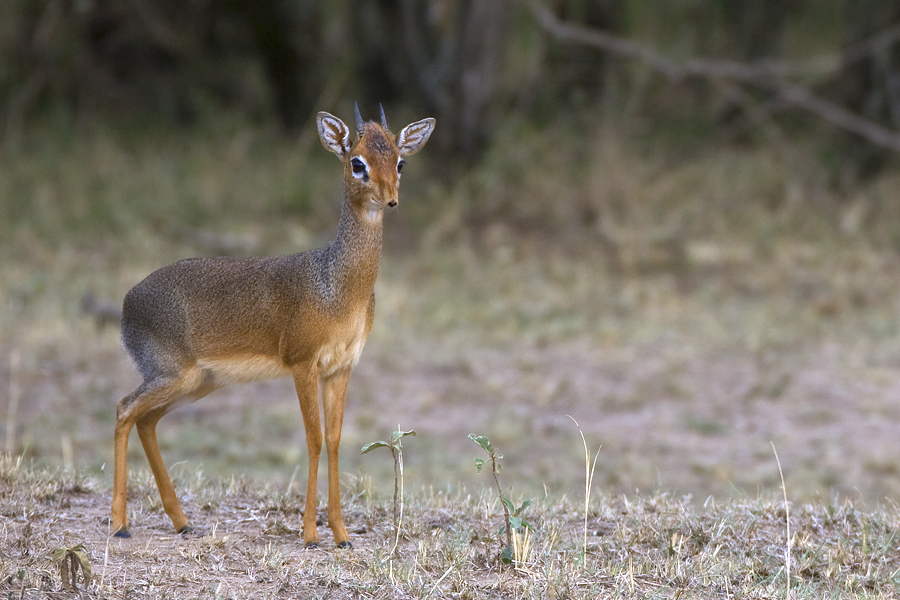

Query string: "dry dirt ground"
[5, 238, 900, 510]
[3, 457, 899, 599]
[4, 233, 900, 598]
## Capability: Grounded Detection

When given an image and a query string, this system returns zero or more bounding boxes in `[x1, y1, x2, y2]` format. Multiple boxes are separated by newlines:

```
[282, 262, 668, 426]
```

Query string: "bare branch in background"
[526, 0, 900, 154]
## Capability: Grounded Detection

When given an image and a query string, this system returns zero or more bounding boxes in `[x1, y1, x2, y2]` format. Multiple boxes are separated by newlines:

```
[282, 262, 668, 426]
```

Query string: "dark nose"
[387, 199, 398, 208]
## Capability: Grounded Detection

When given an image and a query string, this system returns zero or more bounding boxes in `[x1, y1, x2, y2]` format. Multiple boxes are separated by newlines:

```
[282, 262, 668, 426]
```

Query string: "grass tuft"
[1, 458, 899, 598]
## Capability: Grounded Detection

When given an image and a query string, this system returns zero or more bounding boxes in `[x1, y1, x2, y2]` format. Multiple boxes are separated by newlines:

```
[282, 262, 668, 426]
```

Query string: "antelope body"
[111, 107, 435, 548]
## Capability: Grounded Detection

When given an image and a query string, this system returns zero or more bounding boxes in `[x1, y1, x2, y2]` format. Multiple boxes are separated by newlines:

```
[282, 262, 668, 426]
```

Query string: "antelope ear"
[317, 112, 351, 158]
[396, 118, 436, 156]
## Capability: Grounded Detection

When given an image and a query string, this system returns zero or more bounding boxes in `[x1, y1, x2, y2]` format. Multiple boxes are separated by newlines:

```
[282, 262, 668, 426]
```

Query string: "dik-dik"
[112, 106, 435, 548]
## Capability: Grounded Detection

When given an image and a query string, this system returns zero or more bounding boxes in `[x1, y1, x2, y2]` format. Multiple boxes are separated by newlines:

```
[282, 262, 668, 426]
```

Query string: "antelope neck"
[320, 196, 383, 302]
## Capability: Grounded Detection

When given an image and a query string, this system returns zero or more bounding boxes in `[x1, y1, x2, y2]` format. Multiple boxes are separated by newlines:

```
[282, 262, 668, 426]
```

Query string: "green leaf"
[501, 496, 515, 514]
[50, 548, 68, 562]
[474, 457, 485, 473]
[72, 548, 91, 585]
[51, 545, 92, 589]
[509, 516, 523, 531]
[516, 498, 533, 515]
[468, 434, 493, 454]
[360, 440, 389, 454]
[390, 429, 416, 444]
[500, 546, 514, 564]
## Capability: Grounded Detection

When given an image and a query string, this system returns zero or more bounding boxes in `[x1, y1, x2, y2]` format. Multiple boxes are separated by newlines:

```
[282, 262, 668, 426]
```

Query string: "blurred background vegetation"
[2, 0, 900, 251]
[3, 0, 900, 504]
[2, 0, 899, 175]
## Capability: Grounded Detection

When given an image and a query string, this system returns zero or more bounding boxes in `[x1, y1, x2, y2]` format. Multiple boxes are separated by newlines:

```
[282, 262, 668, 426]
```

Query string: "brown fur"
[111, 110, 435, 547]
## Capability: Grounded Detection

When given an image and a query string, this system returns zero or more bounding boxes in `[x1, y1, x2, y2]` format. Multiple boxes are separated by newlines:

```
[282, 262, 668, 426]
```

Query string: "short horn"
[379, 103, 388, 129]
[354, 102, 364, 132]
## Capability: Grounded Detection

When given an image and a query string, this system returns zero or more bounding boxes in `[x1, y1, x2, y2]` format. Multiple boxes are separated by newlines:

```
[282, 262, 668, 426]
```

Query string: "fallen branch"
[526, 0, 900, 154]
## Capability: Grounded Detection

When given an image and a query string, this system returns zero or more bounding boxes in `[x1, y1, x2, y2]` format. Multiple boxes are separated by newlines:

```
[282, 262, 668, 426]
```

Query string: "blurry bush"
[0, 0, 898, 179]
[0, 0, 322, 132]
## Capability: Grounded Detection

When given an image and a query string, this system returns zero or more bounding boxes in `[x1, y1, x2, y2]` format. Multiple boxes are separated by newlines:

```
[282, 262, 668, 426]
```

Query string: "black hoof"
[113, 529, 131, 539]
[305, 542, 320, 549]
[337, 541, 353, 549]
[178, 525, 204, 537]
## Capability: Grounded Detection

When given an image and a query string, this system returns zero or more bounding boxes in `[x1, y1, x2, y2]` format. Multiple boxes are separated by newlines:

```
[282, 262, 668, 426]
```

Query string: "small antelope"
[112, 106, 435, 548]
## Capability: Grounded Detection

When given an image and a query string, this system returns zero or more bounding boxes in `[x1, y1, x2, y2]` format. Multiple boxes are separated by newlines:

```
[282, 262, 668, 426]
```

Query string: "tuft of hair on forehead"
[359, 124, 396, 155]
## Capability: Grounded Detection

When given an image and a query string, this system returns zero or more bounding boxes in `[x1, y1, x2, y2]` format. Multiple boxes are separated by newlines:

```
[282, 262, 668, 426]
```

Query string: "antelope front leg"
[293, 364, 323, 547]
[322, 369, 351, 548]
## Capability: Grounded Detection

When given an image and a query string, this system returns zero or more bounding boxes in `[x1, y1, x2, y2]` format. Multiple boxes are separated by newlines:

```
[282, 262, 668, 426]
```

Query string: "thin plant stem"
[391, 446, 399, 526]
[771, 441, 791, 598]
[390, 427, 405, 557]
[492, 454, 512, 550]
[5, 351, 21, 455]
[568, 415, 601, 561]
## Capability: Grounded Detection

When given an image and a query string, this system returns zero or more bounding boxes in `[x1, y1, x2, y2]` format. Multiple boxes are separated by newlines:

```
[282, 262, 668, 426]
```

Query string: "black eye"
[397, 159, 405, 174]
[350, 157, 367, 175]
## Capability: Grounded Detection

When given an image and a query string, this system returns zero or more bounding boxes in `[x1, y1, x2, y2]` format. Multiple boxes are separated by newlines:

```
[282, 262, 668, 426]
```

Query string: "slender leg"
[293, 363, 322, 547]
[322, 368, 351, 548]
[111, 372, 203, 537]
[136, 407, 190, 533]
[112, 394, 138, 537]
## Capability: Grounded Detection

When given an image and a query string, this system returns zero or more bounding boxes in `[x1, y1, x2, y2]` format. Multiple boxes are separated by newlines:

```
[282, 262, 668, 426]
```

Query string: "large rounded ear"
[317, 112, 351, 158]
[396, 118, 436, 156]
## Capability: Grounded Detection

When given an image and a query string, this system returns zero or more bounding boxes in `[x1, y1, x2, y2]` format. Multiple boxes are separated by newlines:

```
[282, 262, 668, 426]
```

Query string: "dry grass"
[2, 120, 900, 596]
[1, 455, 899, 598]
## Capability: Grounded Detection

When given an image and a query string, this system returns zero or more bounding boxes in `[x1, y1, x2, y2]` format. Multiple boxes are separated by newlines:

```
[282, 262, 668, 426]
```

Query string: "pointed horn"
[354, 102, 364, 132]
[379, 103, 388, 129]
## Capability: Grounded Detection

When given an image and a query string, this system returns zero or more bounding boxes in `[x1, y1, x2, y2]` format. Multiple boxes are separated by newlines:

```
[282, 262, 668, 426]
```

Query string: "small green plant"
[50, 543, 91, 592]
[469, 433, 532, 564]
[361, 428, 416, 554]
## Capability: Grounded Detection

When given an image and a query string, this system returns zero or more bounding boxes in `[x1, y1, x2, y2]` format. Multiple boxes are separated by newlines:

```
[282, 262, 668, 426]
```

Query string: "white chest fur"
[315, 319, 368, 377]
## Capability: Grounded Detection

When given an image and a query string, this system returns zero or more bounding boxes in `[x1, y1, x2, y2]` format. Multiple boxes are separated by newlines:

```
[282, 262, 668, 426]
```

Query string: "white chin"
[365, 201, 384, 222]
